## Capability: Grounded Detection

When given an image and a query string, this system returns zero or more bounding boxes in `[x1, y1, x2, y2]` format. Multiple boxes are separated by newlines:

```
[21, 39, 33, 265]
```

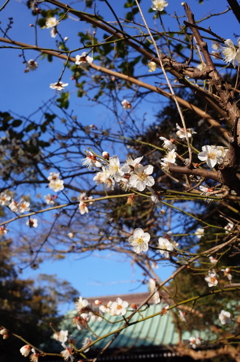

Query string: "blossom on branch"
[195, 228, 204, 239]
[48, 173, 64, 192]
[128, 164, 155, 191]
[26, 218, 38, 228]
[0, 192, 11, 206]
[222, 39, 240, 67]
[45, 17, 59, 28]
[151, 0, 168, 12]
[110, 297, 129, 316]
[20, 345, 31, 357]
[159, 137, 176, 151]
[82, 337, 92, 352]
[189, 336, 201, 349]
[219, 310, 231, 325]
[121, 99, 132, 109]
[128, 228, 150, 254]
[148, 61, 157, 72]
[82, 150, 101, 170]
[158, 237, 174, 258]
[176, 123, 196, 139]
[50, 81, 68, 91]
[53, 330, 68, 343]
[26, 60, 38, 71]
[198, 145, 222, 168]
[75, 52, 93, 65]
[205, 269, 218, 287]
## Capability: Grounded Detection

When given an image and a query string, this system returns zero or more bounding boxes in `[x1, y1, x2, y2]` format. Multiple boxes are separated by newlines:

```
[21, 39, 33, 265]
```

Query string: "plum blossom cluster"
[198, 145, 228, 168]
[19, 345, 40, 361]
[0, 192, 30, 215]
[82, 152, 155, 192]
[73, 296, 129, 331]
[222, 38, 240, 67]
[52, 330, 74, 361]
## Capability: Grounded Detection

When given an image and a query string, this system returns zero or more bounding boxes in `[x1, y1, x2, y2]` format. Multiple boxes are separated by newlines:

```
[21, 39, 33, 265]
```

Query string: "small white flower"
[44, 194, 56, 205]
[110, 298, 129, 316]
[0, 226, 7, 236]
[50, 27, 58, 38]
[158, 237, 174, 258]
[221, 267, 232, 281]
[60, 348, 73, 361]
[82, 150, 101, 169]
[0, 192, 11, 205]
[26, 218, 38, 228]
[198, 145, 221, 168]
[129, 164, 155, 191]
[49, 179, 64, 192]
[161, 149, 177, 165]
[178, 309, 186, 322]
[30, 349, 40, 362]
[20, 345, 31, 357]
[9, 200, 19, 212]
[128, 228, 150, 254]
[75, 52, 93, 65]
[93, 167, 115, 189]
[189, 336, 201, 349]
[176, 123, 196, 139]
[159, 137, 176, 151]
[53, 330, 68, 343]
[50, 81, 68, 91]
[26, 60, 38, 71]
[212, 41, 221, 50]
[82, 337, 92, 352]
[209, 256, 217, 264]
[222, 39, 240, 67]
[121, 99, 132, 109]
[219, 310, 231, 325]
[45, 17, 59, 28]
[18, 199, 30, 213]
[148, 61, 157, 72]
[108, 156, 125, 182]
[205, 269, 218, 287]
[148, 278, 161, 304]
[225, 222, 234, 233]
[151, 0, 168, 12]
[195, 228, 204, 239]
[75, 296, 90, 312]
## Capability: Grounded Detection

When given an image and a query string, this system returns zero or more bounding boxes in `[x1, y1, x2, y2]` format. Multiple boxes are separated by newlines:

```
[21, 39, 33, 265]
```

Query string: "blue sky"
[0, 0, 239, 313]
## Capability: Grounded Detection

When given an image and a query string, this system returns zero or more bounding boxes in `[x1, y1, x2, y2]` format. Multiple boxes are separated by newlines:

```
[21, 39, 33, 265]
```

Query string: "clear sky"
[0, 0, 239, 313]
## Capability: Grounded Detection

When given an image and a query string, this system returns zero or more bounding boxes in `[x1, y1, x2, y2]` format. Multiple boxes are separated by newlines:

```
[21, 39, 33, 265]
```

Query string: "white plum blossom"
[9, 200, 19, 213]
[93, 167, 115, 189]
[0, 192, 11, 205]
[151, 0, 168, 12]
[121, 99, 132, 109]
[30, 348, 40, 362]
[148, 61, 157, 72]
[78, 193, 93, 215]
[222, 38, 240, 67]
[82, 337, 92, 352]
[108, 156, 125, 182]
[129, 164, 155, 191]
[18, 199, 30, 213]
[198, 145, 222, 168]
[0, 226, 7, 236]
[26, 60, 38, 71]
[222, 267, 232, 281]
[49, 179, 64, 192]
[44, 194, 56, 205]
[53, 330, 68, 343]
[75, 296, 90, 312]
[195, 228, 204, 239]
[219, 310, 231, 325]
[20, 345, 31, 357]
[75, 52, 93, 65]
[26, 218, 38, 228]
[148, 278, 161, 304]
[128, 228, 150, 254]
[205, 269, 218, 287]
[50, 81, 68, 91]
[45, 17, 59, 28]
[189, 336, 201, 349]
[225, 222, 234, 233]
[176, 123, 196, 139]
[60, 347, 73, 361]
[178, 309, 186, 322]
[110, 298, 129, 316]
[158, 237, 174, 258]
[209, 256, 217, 264]
[161, 149, 177, 165]
[159, 137, 176, 151]
[99, 301, 112, 314]
[82, 150, 101, 170]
